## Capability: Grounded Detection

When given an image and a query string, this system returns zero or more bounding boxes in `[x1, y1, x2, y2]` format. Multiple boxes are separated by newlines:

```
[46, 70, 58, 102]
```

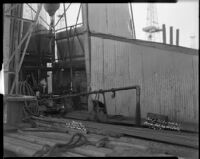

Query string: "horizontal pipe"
[39, 85, 141, 126]
[41, 85, 140, 99]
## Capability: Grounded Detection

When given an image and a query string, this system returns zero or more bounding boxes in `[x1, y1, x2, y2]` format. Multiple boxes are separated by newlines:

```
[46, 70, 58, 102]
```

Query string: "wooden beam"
[3, 4, 12, 94]
[32, 116, 199, 149]
[82, 3, 91, 91]
[89, 31, 198, 56]
[3, 3, 12, 124]
[9, 4, 43, 94]
[4, 15, 34, 23]
[13, 4, 23, 94]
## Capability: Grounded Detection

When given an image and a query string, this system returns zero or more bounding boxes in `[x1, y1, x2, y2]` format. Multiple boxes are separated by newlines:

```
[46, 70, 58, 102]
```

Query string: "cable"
[33, 133, 90, 157]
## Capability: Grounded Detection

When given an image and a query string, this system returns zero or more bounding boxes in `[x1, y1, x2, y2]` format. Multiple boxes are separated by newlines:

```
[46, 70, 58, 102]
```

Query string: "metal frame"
[6, 4, 43, 94]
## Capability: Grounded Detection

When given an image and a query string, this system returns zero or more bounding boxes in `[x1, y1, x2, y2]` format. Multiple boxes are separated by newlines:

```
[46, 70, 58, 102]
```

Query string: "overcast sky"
[132, 0, 199, 49]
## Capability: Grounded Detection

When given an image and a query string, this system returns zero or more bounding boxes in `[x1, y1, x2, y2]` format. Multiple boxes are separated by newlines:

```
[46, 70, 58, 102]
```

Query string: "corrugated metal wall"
[88, 3, 133, 38]
[90, 36, 199, 125]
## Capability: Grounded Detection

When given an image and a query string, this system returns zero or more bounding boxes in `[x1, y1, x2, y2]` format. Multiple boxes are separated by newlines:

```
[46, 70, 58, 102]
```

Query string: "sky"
[23, 2, 199, 49]
[132, 0, 199, 49]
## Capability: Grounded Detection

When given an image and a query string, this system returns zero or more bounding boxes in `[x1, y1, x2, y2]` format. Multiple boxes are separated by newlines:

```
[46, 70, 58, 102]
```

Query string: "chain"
[144, 117, 181, 131]
[65, 120, 87, 134]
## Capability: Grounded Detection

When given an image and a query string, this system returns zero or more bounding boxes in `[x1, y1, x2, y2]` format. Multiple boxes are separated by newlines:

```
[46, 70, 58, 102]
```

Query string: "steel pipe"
[41, 85, 141, 126]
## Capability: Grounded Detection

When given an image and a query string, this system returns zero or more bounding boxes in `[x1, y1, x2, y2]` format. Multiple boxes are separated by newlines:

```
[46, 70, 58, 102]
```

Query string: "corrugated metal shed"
[90, 36, 198, 129]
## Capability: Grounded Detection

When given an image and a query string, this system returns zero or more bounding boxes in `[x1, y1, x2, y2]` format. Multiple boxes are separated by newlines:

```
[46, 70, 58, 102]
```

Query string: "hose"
[18, 81, 39, 117]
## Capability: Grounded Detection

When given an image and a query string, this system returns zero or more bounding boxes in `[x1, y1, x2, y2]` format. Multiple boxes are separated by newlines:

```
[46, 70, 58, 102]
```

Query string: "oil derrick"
[143, 3, 162, 42]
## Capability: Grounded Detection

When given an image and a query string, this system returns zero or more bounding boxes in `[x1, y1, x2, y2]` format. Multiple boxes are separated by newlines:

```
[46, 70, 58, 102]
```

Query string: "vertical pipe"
[170, 26, 173, 45]
[176, 29, 179, 46]
[63, 3, 73, 92]
[129, 3, 136, 39]
[135, 86, 141, 126]
[162, 24, 166, 44]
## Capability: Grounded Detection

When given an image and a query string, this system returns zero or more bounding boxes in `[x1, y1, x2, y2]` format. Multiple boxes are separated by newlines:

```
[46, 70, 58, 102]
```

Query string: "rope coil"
[33, 133, 109, 157]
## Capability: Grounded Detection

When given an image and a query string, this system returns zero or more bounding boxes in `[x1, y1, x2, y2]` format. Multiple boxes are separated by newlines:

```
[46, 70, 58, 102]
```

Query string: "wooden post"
[82, 3, 92, 112]
[82, 3, 91, 90]
[9, 4, 42, 94]
[162, 24, 166, 44]
[3, 3, 12, 124]
[169, 26, 173, 45]
[14, 4, 23, 94]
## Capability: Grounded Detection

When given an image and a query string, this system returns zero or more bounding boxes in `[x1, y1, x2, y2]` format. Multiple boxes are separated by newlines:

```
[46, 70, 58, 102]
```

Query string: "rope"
[18, 81, 39, 117]
[33, 133, 109, 157]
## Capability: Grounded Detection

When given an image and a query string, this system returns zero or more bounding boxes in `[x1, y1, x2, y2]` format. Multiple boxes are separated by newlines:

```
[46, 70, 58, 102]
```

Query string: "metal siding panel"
[88, 4, 132, 38]
[88, 4, 107, 34]
[103, 39, 116, 115]
[90, 36, 198, 125]
[90, 37, 104, 92]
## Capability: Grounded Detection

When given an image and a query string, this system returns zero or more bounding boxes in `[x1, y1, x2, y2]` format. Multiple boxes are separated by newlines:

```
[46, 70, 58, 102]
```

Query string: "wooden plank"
[4, 95, 37, 101]
[119, 136, 198, 158]
[31, 117, 198, 149]
[4, 141, 35, 157]
[4, 136, 43, 151]
[6, 131, 112, 157]
[18, 126, 199, 158]
[16, 129, 198, 158]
